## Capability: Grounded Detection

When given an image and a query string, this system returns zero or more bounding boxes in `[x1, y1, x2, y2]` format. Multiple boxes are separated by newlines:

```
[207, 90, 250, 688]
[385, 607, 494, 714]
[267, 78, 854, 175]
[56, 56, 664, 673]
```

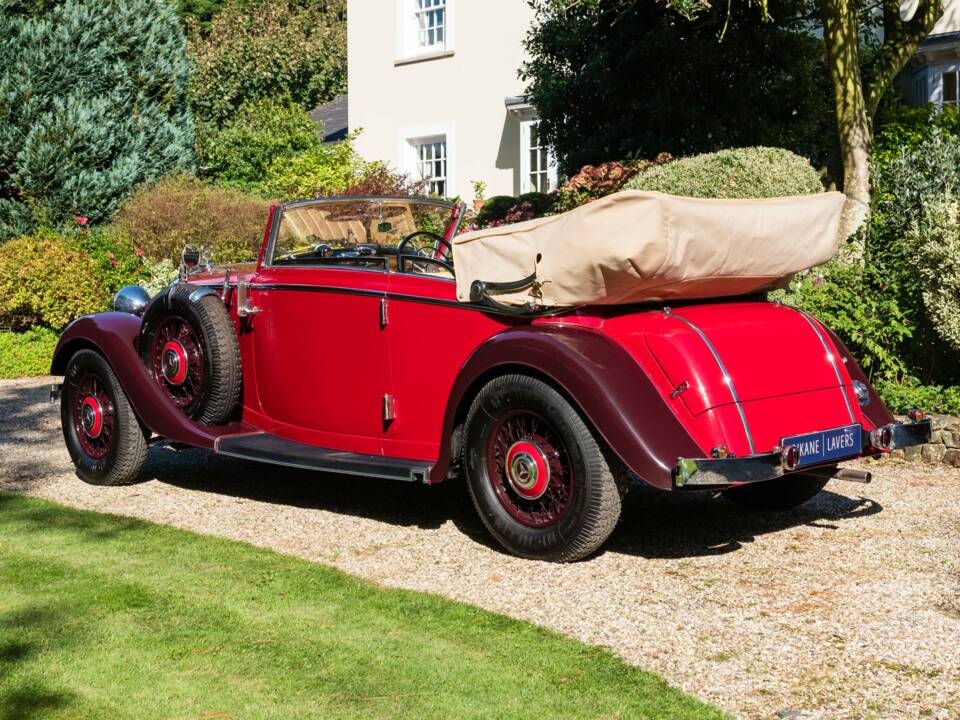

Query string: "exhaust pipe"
[801, 467, 872, 484]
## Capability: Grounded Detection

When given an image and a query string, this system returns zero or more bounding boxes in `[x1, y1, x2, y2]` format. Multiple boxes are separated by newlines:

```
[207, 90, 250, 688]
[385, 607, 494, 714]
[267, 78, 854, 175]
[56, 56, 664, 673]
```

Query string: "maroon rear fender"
[51, 313, 247, 448]
[434, 325, 703, 490]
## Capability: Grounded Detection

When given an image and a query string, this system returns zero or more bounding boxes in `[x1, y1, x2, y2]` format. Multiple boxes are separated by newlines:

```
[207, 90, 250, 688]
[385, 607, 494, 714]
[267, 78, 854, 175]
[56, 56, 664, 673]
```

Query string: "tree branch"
[863, 0, 943, 118]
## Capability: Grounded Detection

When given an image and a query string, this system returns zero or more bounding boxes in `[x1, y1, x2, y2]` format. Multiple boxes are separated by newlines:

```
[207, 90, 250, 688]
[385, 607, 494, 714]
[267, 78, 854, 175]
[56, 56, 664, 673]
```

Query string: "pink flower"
[135, 247, 143, 257]
[106, 251, 114, 260]
[110, 261, 118, 268]
[75, 215, 88, 226]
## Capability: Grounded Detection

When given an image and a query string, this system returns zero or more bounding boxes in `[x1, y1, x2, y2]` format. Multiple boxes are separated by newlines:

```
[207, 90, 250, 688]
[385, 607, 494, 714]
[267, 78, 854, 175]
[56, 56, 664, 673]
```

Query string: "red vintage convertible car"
[51, 195, 930, 561]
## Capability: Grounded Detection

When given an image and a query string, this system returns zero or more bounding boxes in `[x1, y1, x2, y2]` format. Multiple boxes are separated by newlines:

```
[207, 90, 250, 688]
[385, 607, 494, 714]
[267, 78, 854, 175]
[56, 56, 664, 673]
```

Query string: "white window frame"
[398, 122, 456, 198]
[941, 68, 960, 106]
[395, 0, 455, 62]
[520, 119, 558, 194]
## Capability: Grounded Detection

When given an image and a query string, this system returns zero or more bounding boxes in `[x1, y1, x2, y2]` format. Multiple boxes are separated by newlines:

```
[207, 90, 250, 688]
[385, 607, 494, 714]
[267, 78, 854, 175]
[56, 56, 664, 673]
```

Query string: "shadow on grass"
[141, 442, 882, 560]
[0, 606, 76, 720]
[0, 493, 142, 543]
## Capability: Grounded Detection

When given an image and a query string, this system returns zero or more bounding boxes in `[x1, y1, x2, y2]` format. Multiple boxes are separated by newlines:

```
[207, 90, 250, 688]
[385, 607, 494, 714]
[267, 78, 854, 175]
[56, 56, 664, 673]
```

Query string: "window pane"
[944, 72, 957, 103]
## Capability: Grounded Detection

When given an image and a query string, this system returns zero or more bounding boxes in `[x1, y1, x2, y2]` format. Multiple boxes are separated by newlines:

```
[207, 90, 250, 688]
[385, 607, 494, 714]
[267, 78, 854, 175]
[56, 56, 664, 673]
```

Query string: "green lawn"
[0, 492, 727, 720]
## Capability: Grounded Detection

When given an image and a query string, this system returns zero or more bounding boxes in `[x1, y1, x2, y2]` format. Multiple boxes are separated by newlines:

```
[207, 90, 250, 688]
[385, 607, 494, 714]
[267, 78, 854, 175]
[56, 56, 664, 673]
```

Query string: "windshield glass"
[270, 197, 460, 272]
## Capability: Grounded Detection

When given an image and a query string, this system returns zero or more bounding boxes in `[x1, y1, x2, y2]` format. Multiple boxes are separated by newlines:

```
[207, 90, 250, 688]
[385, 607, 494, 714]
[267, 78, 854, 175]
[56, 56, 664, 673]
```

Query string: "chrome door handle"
[237, 280, 260, 317]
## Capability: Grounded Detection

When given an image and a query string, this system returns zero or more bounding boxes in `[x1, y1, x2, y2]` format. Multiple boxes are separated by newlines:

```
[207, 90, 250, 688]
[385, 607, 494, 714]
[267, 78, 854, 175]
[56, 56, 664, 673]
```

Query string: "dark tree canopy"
[522, 0, 834, 175]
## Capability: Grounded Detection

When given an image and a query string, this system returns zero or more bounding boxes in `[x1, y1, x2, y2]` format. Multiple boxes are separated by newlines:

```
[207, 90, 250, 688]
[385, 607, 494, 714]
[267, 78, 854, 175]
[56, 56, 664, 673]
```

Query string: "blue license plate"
[781, 423, 861, 467]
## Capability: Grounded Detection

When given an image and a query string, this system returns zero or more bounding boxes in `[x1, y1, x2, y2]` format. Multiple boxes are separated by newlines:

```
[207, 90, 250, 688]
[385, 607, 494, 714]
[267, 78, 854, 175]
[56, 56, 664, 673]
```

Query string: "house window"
[396, 0, 453, 61]
[415, 137, 447, 196]
[415, 0, 445, 49]
[943, 71, 958, 105]
[520, 120, 557, 193]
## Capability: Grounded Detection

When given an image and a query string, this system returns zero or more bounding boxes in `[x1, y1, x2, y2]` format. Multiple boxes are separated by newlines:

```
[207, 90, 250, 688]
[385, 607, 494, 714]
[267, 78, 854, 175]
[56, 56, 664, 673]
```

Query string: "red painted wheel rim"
[73, 373, 114, 460]
[151, 315, 204, 409]
[487, 410, 574, 528]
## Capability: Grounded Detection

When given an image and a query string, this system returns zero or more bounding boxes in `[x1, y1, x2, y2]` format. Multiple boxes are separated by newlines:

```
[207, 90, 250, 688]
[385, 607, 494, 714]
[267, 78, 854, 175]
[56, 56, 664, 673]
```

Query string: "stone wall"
[888, 415, 960, 466]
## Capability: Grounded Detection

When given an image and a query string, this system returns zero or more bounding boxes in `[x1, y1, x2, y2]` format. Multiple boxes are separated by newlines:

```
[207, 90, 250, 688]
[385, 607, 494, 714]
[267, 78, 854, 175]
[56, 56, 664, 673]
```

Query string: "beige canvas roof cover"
[452, 190, 845, 307]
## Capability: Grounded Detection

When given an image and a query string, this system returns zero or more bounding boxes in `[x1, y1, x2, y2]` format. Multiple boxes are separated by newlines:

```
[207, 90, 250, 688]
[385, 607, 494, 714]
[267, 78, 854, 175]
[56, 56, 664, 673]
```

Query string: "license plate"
[781, 423, 861, 468]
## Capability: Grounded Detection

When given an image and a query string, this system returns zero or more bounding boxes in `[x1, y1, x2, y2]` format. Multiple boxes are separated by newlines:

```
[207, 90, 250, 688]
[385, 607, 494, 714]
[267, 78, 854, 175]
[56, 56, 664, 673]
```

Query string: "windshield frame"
[262, 196, 465, 271]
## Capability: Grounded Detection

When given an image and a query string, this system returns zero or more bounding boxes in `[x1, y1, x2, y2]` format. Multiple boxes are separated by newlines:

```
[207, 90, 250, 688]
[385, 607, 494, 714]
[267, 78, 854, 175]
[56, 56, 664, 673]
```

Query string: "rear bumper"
[673, 419, 932, 489]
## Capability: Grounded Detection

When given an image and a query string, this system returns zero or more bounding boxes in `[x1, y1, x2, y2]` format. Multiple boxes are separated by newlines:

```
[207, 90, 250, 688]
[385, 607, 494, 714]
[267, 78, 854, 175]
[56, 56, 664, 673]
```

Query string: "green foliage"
[782, 262, 912, 378]
[872, 102, 960, 175]
[873, 376, 960, 416]
[72, 229, 148, 298]
[109, 174, 273, 264]
[906, 194, 960, 353]
[625, 147, 824, 198]
[0, 327, 58, 378]
[198, 97, 323, 189]
[0, 232, 106, 330]
[188, 0, 346, 128]
[522, 0, 833, 174]
[0, 491, 729, 720]
[0, 0, 194, 237]
[263, 135, 370, 199]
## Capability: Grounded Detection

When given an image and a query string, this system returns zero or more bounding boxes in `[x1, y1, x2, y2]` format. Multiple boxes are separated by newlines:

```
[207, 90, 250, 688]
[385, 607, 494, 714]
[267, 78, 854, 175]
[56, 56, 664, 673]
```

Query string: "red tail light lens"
[869, 425, 893, 451]
[782, 444, 801, 471]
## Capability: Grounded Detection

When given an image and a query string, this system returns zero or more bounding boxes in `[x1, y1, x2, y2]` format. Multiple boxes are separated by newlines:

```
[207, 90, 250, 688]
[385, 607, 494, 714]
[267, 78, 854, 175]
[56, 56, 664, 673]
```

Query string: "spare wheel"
[140, 283, 241, 425]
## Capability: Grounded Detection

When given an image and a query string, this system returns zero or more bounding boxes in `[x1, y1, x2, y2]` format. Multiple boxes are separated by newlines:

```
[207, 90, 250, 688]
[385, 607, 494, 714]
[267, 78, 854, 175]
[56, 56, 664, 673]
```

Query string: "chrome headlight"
[113, 285, 151, 316]
[852, 379, 870, 407]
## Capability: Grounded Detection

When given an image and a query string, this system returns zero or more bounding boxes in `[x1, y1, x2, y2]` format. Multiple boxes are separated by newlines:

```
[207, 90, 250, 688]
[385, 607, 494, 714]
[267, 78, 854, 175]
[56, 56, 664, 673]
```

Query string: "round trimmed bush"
[625, 147, 823, 199]
[0, 233, 105, 330]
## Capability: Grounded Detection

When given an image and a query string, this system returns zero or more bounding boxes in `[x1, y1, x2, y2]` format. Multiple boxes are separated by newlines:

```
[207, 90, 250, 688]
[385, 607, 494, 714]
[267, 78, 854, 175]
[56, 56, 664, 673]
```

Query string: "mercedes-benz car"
[50, 195, 930, 561]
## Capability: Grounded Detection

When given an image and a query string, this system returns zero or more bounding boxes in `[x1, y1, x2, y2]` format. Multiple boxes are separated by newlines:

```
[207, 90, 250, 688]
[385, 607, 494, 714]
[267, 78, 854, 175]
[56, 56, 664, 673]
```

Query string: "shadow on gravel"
[0, 382, 64, 485]
[143, 443, 882, 559]
[606, 483, 883, 559]
[142, 444, 482, 534]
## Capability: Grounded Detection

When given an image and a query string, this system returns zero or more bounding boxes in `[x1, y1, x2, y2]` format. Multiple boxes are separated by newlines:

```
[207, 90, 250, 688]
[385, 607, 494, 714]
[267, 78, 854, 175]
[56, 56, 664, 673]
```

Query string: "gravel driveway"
[2, 376, 959, 719]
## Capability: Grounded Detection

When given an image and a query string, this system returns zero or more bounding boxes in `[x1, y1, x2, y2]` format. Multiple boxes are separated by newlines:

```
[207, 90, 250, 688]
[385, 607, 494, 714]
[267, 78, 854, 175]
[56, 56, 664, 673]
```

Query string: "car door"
[246, 203, 392, 455]
[384, 270, 511, 462]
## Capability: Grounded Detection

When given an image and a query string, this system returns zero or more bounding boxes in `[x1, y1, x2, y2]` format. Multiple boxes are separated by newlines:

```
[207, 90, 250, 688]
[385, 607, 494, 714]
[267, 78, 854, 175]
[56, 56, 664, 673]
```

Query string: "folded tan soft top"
[452, 190, 845, 308]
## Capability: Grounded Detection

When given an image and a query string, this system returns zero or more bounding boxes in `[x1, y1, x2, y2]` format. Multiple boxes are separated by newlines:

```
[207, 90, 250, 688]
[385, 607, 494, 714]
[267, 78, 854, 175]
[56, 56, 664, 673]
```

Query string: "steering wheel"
[396, 231, 454, 275]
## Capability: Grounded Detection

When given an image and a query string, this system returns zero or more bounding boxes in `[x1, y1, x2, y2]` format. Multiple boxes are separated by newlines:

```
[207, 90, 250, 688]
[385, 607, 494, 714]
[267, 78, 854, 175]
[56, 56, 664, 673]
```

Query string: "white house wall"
[347, 0, 534, 200]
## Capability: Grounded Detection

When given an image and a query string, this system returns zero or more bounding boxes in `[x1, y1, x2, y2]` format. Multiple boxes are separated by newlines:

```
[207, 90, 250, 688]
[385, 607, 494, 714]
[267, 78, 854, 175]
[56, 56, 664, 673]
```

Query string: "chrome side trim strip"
[792, 309, 856, 423]
[669, 314, 756, 454]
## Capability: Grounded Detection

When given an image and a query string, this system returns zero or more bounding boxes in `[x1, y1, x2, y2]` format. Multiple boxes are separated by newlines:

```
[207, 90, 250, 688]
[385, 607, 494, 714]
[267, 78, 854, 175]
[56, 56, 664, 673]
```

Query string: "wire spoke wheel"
[488, 410, 575, 528]
[72, 373, 115, 460]
[150, 315, 205, 411]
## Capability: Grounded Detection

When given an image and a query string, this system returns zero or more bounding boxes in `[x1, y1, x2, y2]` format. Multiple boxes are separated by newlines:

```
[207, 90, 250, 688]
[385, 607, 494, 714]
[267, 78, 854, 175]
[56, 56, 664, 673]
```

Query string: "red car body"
[51, 196, 930, 560]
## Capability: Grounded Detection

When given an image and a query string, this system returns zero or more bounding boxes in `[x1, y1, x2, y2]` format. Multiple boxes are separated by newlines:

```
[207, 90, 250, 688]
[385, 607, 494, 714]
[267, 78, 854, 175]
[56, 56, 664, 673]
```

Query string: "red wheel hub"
[72, 373, 114, 460]
[161, 340, 188, 386]
[79, 396, 104, 438]
[505, 440, 550, 499]
[150, 316, 204, 410]
[487, 410, 574, 528]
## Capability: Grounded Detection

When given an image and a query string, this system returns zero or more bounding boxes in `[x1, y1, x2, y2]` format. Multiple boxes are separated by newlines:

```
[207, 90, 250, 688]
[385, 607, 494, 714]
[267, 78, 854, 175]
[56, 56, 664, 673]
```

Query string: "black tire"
[140, 284, 241, 425]
[723, 470, 831, 511]
[463, 374, 622, 562]
[61, 349, 149, 486]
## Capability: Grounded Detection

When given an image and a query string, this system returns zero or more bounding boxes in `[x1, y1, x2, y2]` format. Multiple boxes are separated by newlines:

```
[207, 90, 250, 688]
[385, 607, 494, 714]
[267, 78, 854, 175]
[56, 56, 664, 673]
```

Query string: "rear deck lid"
[643, 303, 846, 417]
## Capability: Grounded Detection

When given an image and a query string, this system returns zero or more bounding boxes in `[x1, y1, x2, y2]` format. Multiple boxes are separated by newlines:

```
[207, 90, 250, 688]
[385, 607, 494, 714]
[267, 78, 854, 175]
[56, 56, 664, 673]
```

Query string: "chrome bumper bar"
[673, 419, 932, 489]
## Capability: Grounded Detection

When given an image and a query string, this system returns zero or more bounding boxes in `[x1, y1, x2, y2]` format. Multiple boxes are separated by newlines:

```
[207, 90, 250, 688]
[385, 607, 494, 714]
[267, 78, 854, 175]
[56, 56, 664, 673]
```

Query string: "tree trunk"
[820, 0, 872, 243]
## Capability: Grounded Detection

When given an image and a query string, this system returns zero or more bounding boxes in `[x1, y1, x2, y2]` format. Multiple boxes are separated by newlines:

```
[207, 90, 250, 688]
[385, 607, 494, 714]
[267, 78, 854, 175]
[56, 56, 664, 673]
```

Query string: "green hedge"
[0, 328, 58, 378]
[625, 147, 823, 198]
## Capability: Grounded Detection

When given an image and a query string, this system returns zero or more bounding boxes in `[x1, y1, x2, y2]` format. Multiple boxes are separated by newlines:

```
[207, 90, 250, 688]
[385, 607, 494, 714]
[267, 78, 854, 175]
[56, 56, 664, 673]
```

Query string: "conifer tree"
[0, 0, 195, 238]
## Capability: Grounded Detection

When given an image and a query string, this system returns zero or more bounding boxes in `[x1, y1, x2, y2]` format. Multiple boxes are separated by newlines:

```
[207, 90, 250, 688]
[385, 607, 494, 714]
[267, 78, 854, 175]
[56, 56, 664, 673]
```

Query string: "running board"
[215, 432, 432, 483]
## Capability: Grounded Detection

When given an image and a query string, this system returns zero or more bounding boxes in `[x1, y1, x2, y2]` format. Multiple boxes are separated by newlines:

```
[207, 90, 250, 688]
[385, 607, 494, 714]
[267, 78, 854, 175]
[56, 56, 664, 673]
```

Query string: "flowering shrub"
[553, 160, 651, 213]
